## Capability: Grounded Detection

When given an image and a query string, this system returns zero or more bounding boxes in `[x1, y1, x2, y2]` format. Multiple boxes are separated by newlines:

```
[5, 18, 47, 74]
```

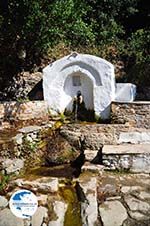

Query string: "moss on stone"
[59, 181, 82, 226]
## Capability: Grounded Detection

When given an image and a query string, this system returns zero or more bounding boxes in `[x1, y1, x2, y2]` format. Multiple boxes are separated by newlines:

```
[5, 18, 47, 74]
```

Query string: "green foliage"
[59, 113, 66, 123]
[0, 173, 10, 193]
[128, 29, 150, 63]
[0, 0, 149, 90]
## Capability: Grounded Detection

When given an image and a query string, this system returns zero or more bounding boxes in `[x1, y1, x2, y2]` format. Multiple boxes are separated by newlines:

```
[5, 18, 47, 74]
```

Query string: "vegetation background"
[0, 0, 149, 99]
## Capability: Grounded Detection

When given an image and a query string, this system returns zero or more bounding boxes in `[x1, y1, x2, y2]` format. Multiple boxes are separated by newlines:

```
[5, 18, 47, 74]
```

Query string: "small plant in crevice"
[0, 173, 10, 194]
[59, 113, 66, 123]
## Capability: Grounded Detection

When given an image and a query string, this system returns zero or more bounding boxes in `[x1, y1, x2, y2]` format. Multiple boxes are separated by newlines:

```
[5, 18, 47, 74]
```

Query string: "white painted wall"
[43, 53, 115, 119]
[115, 83, 136, 102]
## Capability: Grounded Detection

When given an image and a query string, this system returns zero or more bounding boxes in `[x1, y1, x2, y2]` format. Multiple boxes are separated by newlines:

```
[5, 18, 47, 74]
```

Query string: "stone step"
[102, 144, 150, 173]
[103, 144, 150, 154]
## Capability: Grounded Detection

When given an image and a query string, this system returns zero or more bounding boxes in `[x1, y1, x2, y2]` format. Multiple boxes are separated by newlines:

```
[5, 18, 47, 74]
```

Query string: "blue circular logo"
[9, 189, 38, 218]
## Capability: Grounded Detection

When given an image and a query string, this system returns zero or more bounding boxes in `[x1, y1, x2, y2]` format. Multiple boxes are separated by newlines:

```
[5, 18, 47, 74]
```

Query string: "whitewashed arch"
[43, 53, 116, 119]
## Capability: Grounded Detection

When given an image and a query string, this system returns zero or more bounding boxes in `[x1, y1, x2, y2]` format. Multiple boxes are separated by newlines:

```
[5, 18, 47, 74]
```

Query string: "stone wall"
[0, 101, 49, 122]
[111, 101, 150, 128]
[60, 124, 150, 149]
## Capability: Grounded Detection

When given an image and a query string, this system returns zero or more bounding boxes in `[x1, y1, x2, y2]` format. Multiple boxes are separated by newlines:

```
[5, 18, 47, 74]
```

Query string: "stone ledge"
[112, 101, 150, 105]
[102, 144, 150, 173]
[103, 144, 150, 154]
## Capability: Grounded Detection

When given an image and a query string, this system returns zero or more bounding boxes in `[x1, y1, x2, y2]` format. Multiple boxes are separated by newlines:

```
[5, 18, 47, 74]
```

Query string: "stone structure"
[0, 100, 49, 122]
[111, 101, 150, 128]
[60, 124, 150, 147]
[43, 53, 136, 119]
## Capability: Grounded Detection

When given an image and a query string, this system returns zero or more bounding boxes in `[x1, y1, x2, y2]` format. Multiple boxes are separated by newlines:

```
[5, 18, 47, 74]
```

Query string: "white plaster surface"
[115, 83, 136, 102]
[43, 54, 136, 119]
[43, 53, 115, 119]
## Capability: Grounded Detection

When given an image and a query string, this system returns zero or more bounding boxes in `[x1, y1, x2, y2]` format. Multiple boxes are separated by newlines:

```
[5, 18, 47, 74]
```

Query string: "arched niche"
[64, 72, 94, 111]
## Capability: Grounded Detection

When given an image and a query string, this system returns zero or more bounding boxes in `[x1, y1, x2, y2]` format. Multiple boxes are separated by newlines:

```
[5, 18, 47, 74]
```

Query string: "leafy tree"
[0, 0, 149, 98]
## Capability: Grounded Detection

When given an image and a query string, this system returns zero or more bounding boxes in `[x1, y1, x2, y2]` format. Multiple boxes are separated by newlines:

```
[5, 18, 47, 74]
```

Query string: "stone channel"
[0, 121, 150, 226]
[0, 168, 150, 226]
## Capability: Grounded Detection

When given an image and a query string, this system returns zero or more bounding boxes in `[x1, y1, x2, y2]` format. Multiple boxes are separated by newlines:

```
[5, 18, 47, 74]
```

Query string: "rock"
[103, 144, 150, 154]
[118, 132, 150, 144]
[98, 184, 119, 197]
[138, 191, 150, 200]
[13, 133, 23, 145]
[82, 162, 104, 173]
[13, 177, 59, 192]
[37, 194, 48, 206]
[106, 196, 121, 201]
[1, 158, 24, 174]
[23, 218, 31, 226]
[0, 196, 8, 208]
[125, 196, 150, 213]
[84, 149, 98, 162]
[129, 211, 149, 221]
[31, 206, 48, 226]
[131, 155, 150, 173]
[119, 155, 132, 170]
[121, 186, 131, 194]
[99, 200, 128, 226]
[0, 208, 24, 226]
[45, 134, 79, 165]
[48, 201, 67, 226]
[25, 134, 34, 142]
[103, 144, 150, 173]
[18, 126, 41, 134]
[121, 186, 142, 194]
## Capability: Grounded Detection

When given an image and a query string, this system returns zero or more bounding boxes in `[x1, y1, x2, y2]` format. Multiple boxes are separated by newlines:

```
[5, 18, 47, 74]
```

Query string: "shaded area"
[28, 80, 43, 100]
[25, 165, 78, 179]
